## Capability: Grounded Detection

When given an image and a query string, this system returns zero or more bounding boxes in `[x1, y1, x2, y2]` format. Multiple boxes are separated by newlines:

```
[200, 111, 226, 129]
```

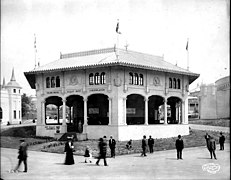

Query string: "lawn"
[189, 118, 230, 127]
[1, 126, 229, 157]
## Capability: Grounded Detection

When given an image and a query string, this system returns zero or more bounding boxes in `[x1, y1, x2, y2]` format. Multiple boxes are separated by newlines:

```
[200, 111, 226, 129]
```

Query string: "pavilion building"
[24, 47, 199, 141]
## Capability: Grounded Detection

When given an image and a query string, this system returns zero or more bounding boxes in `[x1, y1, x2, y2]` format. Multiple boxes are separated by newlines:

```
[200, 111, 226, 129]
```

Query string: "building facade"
[0, 69, 22, 125]
[24, 47, 199, 141]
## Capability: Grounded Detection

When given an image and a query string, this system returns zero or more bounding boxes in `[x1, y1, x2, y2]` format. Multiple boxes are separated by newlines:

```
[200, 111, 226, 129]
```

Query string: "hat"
[67, 136, 73, 140]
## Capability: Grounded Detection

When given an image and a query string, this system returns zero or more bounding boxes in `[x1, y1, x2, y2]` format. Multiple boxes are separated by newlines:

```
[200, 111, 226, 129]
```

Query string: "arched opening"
[167, 96, 182, 124]
[89, 73, 94, 85]
[46, 77, 50, 88]
[148, 95, 164, 124]
[129, 72, 133, 84]
[66, 95, 84, 133]
[0, 107, 2, 120]
[56, 76, 60, 87]
[87, 94, 109, 125]
[126, 94, 145, 125]
[177, 79, 181, 89]
[95, 73, 100, 85]
[100, 72, 106, 84]
[45, 96, 63, 125]
[169, 78, 172, 88]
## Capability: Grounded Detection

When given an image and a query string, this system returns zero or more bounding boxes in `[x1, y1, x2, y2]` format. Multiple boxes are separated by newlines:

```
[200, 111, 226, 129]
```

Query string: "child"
[84, 146, 92, 163]
[126, 139, 132, 154]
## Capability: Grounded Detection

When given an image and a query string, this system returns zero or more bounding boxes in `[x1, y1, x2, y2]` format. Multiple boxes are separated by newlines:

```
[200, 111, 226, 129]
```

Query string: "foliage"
[21, 93, 32, 117]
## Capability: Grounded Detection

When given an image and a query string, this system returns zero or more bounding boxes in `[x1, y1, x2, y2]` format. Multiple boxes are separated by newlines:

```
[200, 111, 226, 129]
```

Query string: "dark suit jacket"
[109, 139, 116, 149]
[148, 138, 154, 146]
[175, 139, 184, 150]
[18, 142, 28, 160]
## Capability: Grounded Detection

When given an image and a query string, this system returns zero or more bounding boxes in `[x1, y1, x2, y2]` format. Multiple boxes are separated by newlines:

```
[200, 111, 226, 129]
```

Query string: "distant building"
[24, 47, 199, 140]
[0, 69, 22, 125]
[189, 76, 230, 119]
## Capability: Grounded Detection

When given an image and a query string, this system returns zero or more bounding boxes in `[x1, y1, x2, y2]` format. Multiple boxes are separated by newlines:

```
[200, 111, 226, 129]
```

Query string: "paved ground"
[1, 143, 230, 180]
[189, 124, 230, 133]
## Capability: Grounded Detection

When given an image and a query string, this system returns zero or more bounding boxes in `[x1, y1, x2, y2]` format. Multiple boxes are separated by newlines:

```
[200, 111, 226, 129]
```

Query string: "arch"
[95, 73, 100, 85]
[56, 76, 60, 87]
[169, 78, 172, 88]
[45, 96, 63, 125]
[87, 94, 109, 125]
[89, 73, 94, 85]
[139, 74, 143, 86]
[177, 79, 181, 89]
[126, 94, 145, 125]
[51, 77, 55, 88]
[100, 72, 106, 84]
[134, 73, 138, 85]
[173, 78, 176, 89]
[46, 77, 50, 88]
[129, 72, 133, 84]
[66, 95, 84, 133]
[148, 95, 164, 124]
[167, 96, 182, 124]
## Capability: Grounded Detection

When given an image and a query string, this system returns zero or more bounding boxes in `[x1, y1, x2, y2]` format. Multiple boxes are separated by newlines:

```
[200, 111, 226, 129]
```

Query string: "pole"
[187, 38, 189, 71]
[34, 34, 37, 69]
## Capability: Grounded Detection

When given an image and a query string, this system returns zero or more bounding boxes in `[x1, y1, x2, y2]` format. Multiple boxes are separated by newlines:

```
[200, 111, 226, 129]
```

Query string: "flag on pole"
[186, 40, 188, 51]
[34, 34, 37, 52]
[116, 20, 121, 34]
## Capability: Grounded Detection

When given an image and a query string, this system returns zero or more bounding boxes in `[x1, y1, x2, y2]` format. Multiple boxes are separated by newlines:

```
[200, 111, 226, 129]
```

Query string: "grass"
[1, 126, 229, 157]
[189, 118, 230, 127]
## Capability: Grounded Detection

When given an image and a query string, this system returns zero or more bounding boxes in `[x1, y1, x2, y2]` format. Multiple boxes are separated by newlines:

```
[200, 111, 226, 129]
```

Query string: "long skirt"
[64, 151, 74, 165]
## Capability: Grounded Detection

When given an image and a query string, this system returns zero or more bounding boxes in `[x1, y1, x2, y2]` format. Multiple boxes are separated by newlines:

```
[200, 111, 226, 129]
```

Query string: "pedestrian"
[84, 146, 92, 163]
[204, 133, 210, 148]
[219, 132, 225, 150]
[14, 139, 28, 172]
[96, 137, 108, 166]
[175, 135, 184, 160]
[207, 136, 217, 159]
[148, 135, 154, 153]
[126, 139, 132, 154]
[141, 135, 147, 156]
[64, 136, 75, 165]
[109, 135, 116, 158]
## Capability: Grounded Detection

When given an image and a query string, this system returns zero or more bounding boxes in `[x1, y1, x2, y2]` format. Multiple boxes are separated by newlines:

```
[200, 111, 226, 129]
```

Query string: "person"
[204, 133, 210, 148]
[96, 137, 108, 166]
[84, 146, 92, 163]
[175, 135, 184, 160]
[14, 139, 28, 172]
[141, 135, 147, 156]
[64, 136, 75, 165]
[148, 135, 154, 153]
[126, 139, 132, 153]
[219, 132, 225, 150]
[109, 135, 116, 158]
[207, 136, 217, 159]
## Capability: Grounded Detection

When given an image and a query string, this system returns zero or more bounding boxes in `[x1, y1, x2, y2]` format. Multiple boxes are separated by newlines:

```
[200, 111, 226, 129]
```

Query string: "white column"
[61, 99, 67, 133]
[83, 98, 88, 125]
[181, 100, 185, 124]
[108, 97, 112, 125]
[123, 98, 127, 125]
[41, 100, 46, 125]
[144, 97, 148, 125]
[164, 98, 168, 124]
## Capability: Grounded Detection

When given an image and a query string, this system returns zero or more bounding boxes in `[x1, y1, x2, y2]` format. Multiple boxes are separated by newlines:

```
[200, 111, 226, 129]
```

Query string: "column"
[108, 98, 112, 125]
[144, 97, 148, 125]
[61, 99, 67, 133]
[83, 98, 88, 125]
[164, 98, 168, 124]
[181, 100, 185, 124]
[41, 100, 46, 125]
[123, 98, 127, 125]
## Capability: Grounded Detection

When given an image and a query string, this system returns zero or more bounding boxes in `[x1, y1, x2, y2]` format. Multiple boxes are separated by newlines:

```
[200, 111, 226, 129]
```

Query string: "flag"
[34, 34, 37, 52]
[186, 40, 188, 51]
[116, 21, 121, 34]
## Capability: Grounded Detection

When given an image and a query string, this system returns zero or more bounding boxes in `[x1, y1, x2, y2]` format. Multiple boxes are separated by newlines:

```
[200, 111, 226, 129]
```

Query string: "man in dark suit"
[208, 136, 217, 159]
[109, 135, 116, 158]
[96, 137, 108, 166]
[141, 135, 147, 156]
[219, 132, 225, 150]
[14, 139, 28, 172]
[175, 135, 184, 160]
[148, 135, 154, 153]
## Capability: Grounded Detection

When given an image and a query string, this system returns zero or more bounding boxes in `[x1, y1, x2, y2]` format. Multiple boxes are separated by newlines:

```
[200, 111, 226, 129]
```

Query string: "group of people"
[13, 131, 226, 172]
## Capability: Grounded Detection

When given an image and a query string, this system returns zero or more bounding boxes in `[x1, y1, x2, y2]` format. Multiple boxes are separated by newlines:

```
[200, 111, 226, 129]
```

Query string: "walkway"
[1, 144, 230, 180]
[189, 124, 230, 133]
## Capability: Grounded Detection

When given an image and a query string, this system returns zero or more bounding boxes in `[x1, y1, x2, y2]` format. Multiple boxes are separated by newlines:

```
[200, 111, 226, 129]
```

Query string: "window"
[177, 79, 181, 89]
[139, 74, 143, 86]
[101, 72, 106, 84]
[0, 107, 2, 119]
[95, 73, 100, 85]
[173, 78, 176, 89]
[56, 76, 60, 87]
[169, 78, 172, 88]
[134, 73, 138, 85]
[19, 111, 21, 119]
[13, 89, 16, 93]
[129, 73, 133, 85]
[14, 110, 16, 119]
[46, 77, 50, 88]
[51, 77, 55, 88]
[19, 90, 20, 94]
[89, 73, 94, 85]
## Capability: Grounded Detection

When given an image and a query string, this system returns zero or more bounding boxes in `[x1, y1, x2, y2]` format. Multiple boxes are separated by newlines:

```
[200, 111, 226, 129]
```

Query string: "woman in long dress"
[64, 136, 75, 165]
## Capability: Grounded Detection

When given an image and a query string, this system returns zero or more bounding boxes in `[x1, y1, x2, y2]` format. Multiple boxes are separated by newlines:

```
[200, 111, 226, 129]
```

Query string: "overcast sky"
[1, 0, 230, 95]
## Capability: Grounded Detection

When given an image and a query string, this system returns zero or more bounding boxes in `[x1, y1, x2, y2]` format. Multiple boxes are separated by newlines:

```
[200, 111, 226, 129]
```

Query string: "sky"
[1, 0, 230, 95]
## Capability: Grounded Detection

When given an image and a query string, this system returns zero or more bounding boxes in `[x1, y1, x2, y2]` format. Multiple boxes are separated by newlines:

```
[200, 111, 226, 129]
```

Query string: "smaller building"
[0, 69, 22, 125]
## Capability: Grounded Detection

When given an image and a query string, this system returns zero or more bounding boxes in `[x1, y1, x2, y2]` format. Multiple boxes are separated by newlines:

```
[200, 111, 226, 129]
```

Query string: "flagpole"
[34, 34, 37, 69]
[187, 38, 189, 71]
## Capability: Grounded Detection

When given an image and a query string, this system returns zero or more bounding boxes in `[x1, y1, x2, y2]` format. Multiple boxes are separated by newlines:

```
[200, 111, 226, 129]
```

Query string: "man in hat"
[175, 135, 184, 160]
[14, 139, 28, 172]
[109, 135, 116, 158]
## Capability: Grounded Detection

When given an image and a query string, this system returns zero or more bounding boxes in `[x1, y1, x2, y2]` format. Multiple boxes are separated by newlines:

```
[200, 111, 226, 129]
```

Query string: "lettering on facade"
[66, 89, 82, 93]
[45, 125, 55, 130]
[89, 88, 105, 92]
[47, 91, 60, 94]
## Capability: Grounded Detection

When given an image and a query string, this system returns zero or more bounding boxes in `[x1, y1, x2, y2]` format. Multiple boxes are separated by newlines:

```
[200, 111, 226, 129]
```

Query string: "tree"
[21, 93, 32, 117]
